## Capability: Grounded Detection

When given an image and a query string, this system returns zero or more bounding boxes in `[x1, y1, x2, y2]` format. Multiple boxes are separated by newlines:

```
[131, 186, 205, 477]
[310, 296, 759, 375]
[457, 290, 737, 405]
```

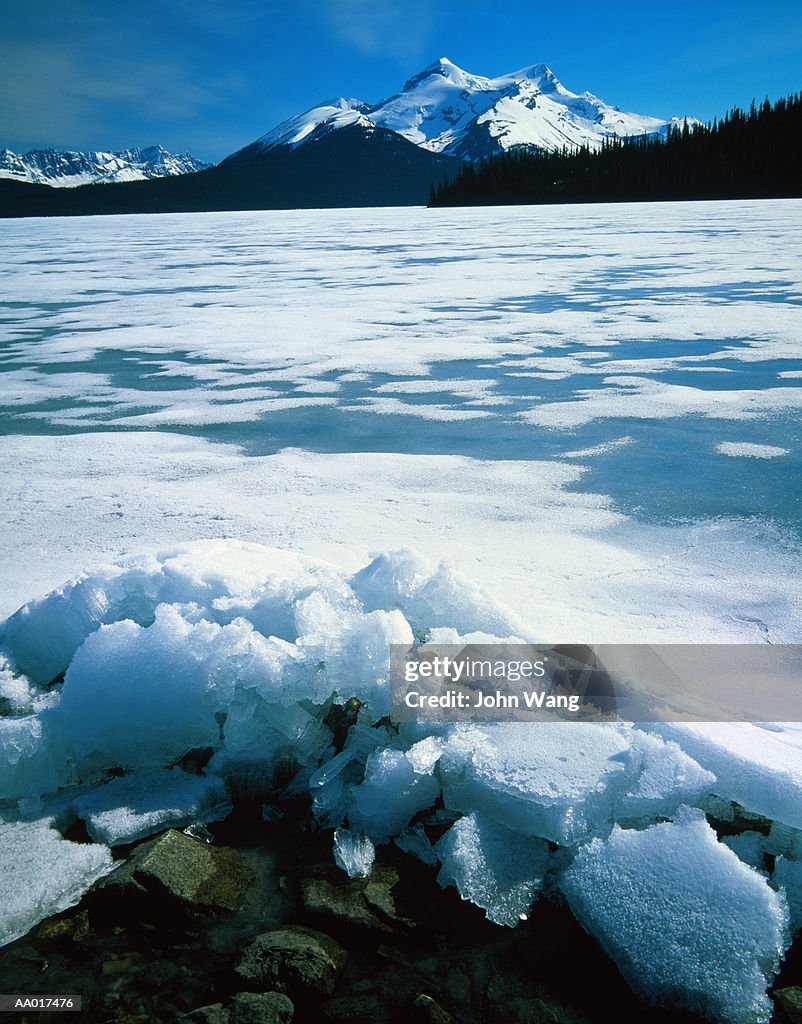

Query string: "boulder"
[99, 829, 252, 917]
[235, 926, 347, 1000]
[229, 991, 294, 1024]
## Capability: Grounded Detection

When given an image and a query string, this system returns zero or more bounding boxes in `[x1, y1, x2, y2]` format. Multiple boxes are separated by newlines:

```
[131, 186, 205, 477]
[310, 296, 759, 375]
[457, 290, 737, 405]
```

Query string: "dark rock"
[489, 997, 563, 1023]
[320, 994, 392, 1023]
[775, 987, 802, 1024]
[301, 878, 386, 932]
[301, 865, 410, 935]
[410, 993, 455, 1024]
[235, 926, 347, 999]
[175, 1004, 230, 1024]
[36, 909, 90, 944]
[364, 867, 411, 927]
[99, 829, 253, 916]
[229, 991, 294, 1024]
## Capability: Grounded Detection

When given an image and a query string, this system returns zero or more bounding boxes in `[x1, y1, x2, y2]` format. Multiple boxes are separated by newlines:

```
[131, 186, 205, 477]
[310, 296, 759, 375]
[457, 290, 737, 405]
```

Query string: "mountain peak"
[508, 63, 560, 89]
[402, 57, 473, 91]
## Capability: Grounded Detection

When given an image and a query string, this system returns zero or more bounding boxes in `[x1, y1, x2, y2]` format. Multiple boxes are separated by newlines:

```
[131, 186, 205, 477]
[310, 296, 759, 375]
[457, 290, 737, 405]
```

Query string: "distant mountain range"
[0, 145, 210, 188]
[0, 58, 697, 215]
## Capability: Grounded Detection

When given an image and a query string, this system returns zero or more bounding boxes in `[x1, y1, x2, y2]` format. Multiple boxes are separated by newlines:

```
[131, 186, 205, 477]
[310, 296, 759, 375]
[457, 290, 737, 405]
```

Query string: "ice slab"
[653, 723, 802, 830]
[70, 768, 231, 846]
[347, 747, 440, 842]
[394, 823, 438, 866]
[617, 730, 715, 820]
[439, 722, 636, 844]
[0, 817, 114, 947]
[435, 811, 550, 927]
[561, 809, 789, 1024]
[766, 820, 802, 860]
[0, 715, 62, 802]
[722, 832, 769, 873]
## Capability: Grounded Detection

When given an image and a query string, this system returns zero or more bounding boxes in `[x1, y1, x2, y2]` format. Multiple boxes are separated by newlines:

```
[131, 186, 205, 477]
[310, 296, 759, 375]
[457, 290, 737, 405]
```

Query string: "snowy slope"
[251, 57, 696, 161]
[0, 145, 210, 188]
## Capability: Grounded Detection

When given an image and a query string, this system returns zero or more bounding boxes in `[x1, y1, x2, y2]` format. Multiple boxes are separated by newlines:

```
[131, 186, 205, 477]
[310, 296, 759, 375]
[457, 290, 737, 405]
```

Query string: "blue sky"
[2, 0, 801, 161]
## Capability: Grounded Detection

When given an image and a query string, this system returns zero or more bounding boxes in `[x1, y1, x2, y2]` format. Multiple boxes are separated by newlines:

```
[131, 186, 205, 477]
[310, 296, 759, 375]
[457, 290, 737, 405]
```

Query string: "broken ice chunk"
[0, 817, 114, 947]
[440, 722, 637, 845]
[765, 820, 802, 861]
[350, 550, 524, 639]
[0, 715, 62, 801]
[435, 811, 550, 927]
[773, 856, 802, 935]
[347, 747, 440, 842]
[213, 695, 333, 779]
[617, 730, 715, 820]
[561, 808, 789, 1024]
[70, 768, 231, 846]
[722, 832, 769, 874]
[654, 723, 802, 830]
[405, 735, 443, 775]
[297, 604, 414, 715]
[333, 828, 375, 878]
[0, 659, 39, 715]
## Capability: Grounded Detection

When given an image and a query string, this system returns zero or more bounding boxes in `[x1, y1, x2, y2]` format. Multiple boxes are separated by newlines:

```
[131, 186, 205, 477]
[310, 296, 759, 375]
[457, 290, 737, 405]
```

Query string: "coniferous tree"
[429, 93, 802, 207]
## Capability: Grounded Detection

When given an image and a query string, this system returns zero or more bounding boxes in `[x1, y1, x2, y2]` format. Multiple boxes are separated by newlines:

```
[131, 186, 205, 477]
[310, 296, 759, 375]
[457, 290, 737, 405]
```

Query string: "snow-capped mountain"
[250, 58, 696, 162]
[0, 145, 211, 188]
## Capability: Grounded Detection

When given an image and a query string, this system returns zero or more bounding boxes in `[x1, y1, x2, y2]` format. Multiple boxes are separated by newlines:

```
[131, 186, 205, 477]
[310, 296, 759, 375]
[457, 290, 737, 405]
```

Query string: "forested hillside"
[429, 94, 802, 206]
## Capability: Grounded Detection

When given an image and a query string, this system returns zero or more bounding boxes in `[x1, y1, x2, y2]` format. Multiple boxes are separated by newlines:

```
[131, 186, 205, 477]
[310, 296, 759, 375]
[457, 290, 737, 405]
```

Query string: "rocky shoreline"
[2, 799, 801, 1024]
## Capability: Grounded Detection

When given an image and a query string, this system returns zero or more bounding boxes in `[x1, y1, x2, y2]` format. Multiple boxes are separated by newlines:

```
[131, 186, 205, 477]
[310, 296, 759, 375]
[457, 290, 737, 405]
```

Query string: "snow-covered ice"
[561, 809, 789, 1024]
[0, 817, 114, 947]
[440, 721, 636, 844]
[0, 201, 799, 643]
[1, 201, 801, 1018]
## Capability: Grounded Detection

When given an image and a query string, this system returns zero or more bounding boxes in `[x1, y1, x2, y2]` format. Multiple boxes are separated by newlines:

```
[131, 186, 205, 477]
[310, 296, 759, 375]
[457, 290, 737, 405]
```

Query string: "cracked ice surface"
[0, 201, 800, 639]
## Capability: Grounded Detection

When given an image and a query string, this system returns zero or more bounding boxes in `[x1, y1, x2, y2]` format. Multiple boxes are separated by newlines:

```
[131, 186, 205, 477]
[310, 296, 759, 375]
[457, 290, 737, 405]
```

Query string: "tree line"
[428, 93, 802, 206]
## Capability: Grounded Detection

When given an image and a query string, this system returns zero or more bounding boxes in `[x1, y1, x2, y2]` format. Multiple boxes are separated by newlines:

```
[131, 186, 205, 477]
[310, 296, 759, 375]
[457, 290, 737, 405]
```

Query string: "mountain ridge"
[240, 57, 697, 164]
[0, 145, 211, 188]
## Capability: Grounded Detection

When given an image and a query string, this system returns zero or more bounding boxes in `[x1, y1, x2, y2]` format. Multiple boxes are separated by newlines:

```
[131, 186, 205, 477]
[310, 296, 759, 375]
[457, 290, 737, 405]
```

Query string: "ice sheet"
[0, 201, 800, 643]
[70, 768, 231, 845]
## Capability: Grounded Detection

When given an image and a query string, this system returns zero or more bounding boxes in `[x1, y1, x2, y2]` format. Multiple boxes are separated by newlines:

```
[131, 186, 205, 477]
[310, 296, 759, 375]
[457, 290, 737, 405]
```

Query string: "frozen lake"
[1, 200, 800, 639]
